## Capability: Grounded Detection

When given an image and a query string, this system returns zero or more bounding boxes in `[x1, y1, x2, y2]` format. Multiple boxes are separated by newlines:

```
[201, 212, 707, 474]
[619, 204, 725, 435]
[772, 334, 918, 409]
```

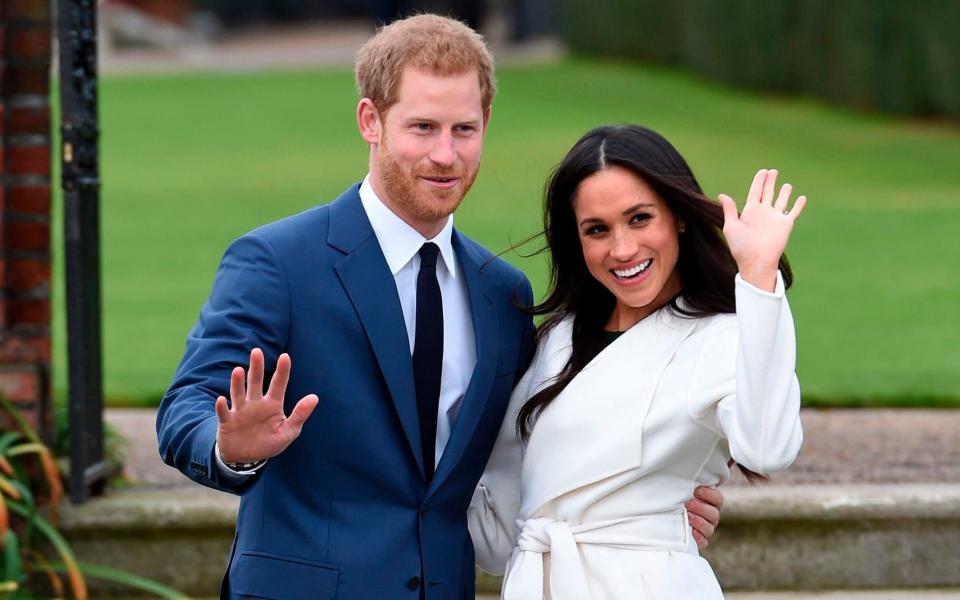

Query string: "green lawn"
[51, 58, 960, 407]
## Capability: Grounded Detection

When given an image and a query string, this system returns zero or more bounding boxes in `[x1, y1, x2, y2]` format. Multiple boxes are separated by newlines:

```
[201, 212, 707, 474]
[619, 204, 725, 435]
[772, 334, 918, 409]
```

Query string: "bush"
[558, 0, 960, 119]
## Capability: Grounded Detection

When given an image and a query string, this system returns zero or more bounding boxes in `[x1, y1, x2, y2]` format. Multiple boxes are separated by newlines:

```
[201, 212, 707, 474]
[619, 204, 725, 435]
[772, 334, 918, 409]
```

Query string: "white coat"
[468, 273, 803, 599]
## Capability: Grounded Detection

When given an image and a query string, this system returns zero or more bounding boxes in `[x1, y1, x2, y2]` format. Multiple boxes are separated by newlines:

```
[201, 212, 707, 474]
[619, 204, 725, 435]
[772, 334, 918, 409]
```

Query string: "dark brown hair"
[518, 124, 793, 482]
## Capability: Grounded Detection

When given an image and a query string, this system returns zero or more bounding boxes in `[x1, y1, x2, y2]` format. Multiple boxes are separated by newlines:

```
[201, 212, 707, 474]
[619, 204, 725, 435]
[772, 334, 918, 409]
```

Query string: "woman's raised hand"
[718, 169, 806, 292]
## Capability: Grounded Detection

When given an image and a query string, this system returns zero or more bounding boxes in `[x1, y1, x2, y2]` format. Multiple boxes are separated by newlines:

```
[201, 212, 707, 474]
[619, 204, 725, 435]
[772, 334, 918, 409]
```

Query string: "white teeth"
[613, 259, 652, 279]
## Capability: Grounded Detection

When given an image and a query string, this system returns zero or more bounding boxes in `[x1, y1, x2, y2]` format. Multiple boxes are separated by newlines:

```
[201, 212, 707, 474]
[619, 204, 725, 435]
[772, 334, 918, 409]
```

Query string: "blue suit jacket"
[157, 184, 535, 600]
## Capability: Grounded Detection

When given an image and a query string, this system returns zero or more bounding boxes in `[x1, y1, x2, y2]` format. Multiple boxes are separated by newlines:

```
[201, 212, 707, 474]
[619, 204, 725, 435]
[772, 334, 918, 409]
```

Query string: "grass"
[51, 57, 960, 407]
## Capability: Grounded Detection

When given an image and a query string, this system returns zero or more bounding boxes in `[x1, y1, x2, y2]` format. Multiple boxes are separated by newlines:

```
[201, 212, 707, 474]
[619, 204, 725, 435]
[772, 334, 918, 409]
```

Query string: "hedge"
[558, 0, 960, 119]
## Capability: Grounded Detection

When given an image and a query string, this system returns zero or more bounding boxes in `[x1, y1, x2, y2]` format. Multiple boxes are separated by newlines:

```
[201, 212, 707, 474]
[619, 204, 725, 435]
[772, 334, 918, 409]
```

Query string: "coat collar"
[520, 307, 698, 516]
[330, 185, 425, 475]
[329, 185, 501, 488]
[428, 230, 499, 495]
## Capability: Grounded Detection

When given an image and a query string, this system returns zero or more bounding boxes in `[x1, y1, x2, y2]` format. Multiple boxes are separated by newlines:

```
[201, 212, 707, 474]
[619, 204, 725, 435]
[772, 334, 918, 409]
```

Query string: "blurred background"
[59, 0, 958, 412]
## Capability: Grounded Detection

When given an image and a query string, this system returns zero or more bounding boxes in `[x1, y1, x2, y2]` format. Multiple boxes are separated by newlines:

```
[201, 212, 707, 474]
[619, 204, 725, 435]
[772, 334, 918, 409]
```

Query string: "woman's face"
[572, 165, 683, 330]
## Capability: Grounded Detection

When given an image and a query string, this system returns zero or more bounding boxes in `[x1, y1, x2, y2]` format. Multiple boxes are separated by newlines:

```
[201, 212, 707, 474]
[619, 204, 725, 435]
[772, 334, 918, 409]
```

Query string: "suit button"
[407, 576, 421, 590]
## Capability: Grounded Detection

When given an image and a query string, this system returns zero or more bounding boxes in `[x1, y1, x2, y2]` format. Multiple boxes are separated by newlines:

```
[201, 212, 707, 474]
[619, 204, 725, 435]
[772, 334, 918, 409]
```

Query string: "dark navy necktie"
[413, 242, 443, 484]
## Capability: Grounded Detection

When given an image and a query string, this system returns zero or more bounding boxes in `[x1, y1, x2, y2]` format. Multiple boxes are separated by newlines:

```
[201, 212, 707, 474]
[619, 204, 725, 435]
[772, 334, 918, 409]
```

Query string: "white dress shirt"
[359, 175, 477, 466]
[217, 177, 476, 478]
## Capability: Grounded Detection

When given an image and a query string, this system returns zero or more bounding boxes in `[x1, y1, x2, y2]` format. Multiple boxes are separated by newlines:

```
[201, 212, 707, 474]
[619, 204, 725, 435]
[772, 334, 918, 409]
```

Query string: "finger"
[761, 169, 778, 205]
[688, 512, 716, 539]
[247, 348, 265, 401]
[686, 498, 720, 528]
[267, 353, 292, 401]
[788, 195, 808, 221]
[215, 396, 232, 424]
[745, 169, 767, 206]
[285, 394, 320, 431]
[692, 530, 708, 551]
[695, 485, 724, 510]
[774, 183, 792, 212]
[718, 194, 738, 227]
[230, 366, 246, 411]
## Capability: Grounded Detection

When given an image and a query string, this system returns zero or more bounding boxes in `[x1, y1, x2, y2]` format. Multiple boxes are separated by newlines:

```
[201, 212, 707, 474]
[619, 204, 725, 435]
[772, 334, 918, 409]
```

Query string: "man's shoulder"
[456, 233, 529, 289]
[246, 203, 330, 246]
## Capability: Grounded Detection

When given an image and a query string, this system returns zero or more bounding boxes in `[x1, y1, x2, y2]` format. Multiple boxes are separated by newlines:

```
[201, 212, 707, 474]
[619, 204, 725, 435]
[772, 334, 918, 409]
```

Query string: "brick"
[9, 259, 50, 290]
[0, 366, 41, 403]
[10, 104, 49, 135]
[9, 185, 50, 214]
[25, 336, 50, 361]
[8, 145, 50, 176]
[10, 27, 51, 60]
[5, 64, 50, 95]
[8, 298, 49, 325]
[6, 0, 50, 20]
[7, 221, 49, 253]
[0, 336, 48, 362]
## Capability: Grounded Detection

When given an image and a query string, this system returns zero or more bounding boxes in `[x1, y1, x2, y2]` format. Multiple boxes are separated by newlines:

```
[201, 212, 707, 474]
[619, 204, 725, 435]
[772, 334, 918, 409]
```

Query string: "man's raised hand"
[215, 348, 319, 464]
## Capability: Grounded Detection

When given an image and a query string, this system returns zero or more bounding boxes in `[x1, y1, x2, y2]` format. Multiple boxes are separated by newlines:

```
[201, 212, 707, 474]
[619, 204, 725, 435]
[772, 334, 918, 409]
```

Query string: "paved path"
[115, 408, 960, 488]
[99, 18, 564, 75]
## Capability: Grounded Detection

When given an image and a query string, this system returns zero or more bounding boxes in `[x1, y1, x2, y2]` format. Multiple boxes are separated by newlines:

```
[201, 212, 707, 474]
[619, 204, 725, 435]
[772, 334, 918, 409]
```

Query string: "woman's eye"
[630, 213, 651, 224]
[584, 225, 606, 235]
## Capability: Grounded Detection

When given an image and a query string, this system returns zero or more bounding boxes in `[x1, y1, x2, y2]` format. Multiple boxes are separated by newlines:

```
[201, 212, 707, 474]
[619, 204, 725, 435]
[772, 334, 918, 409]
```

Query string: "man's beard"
[377, 142, 478, 224]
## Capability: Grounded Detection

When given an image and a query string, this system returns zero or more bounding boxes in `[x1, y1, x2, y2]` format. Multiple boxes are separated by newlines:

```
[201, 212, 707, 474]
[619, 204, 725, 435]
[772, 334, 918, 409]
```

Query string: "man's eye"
[415, 123, 432, 131]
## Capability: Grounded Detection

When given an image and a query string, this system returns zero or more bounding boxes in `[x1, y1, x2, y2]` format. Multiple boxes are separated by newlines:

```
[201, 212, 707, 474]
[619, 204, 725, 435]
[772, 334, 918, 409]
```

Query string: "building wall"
[0, 0, 53, 440]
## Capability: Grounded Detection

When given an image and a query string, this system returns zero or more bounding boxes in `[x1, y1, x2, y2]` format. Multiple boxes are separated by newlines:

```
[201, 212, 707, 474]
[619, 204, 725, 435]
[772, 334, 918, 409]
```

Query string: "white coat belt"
[501, 510, 691, 600]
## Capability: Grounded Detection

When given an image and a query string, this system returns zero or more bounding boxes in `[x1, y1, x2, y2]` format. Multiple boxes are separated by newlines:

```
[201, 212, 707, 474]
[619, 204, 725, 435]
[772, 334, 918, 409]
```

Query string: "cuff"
[734, 269, 785, 299]
[215, 442, 267, 476]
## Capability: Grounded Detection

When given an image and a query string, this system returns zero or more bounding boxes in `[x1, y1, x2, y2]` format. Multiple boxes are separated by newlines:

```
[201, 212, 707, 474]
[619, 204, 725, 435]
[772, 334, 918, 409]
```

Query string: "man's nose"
[429, 131, 456, 167]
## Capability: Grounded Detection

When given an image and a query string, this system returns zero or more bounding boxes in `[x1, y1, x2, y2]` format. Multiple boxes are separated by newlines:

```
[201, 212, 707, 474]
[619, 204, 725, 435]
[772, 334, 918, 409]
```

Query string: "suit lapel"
[329, 187, 424, 478]
[429, 232, 499, 493]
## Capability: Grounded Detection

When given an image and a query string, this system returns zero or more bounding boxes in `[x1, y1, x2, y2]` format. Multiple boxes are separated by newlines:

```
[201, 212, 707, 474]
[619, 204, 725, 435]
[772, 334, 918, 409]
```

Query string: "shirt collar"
[359, 175, 457, 278]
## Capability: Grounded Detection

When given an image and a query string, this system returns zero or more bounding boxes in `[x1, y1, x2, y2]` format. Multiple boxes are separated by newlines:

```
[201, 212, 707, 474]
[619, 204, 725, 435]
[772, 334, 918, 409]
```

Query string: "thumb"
[718, 194, 738, 227]
[286, 394, 319, 432]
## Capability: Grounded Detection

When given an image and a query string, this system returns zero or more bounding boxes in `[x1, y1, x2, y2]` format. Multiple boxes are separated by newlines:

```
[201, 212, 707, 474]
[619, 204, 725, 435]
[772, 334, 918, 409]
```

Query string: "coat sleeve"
[155, 233, 290, 494]
[699, 271, 803, 475]
[468, 308, 555, 575]
[468, 365, 532, 574]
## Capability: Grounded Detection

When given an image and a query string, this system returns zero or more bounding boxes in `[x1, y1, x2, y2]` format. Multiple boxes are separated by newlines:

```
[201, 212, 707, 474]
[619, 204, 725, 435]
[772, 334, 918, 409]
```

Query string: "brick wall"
[0, 0, 53, 440]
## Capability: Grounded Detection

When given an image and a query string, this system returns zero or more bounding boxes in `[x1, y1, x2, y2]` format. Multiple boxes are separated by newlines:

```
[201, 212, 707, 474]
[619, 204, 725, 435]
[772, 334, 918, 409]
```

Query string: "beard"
[376, 138, 479, 224]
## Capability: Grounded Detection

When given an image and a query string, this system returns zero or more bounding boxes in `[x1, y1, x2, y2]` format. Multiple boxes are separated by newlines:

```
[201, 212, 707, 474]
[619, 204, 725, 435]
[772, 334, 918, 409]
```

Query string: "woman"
[468, 125, 806, 599]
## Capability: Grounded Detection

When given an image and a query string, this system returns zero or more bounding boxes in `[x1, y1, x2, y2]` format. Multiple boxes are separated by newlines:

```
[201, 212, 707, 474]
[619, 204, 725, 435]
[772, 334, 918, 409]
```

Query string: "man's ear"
[482, 106, 492, 134]
[357, 98, 382, 144]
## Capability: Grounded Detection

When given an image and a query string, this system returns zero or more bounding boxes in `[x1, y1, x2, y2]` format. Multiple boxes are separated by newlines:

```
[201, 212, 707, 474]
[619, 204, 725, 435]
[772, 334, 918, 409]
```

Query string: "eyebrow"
[578, 202, 655, 227]
[405, 116, 483, 125]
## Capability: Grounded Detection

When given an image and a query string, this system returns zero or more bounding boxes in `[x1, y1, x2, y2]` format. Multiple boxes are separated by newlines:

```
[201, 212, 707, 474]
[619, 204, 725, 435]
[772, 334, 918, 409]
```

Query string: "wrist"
[216, 442, 266, 472]
[737, 263, 778, 292]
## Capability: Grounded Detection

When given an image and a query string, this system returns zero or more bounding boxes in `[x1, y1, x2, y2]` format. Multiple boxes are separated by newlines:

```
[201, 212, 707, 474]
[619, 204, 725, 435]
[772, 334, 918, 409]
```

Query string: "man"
[157, 14, 722, 600]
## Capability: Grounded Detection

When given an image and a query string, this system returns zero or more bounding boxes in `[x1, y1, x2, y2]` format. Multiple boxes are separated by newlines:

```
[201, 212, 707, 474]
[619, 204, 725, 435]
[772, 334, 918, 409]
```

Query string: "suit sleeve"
[156, 233, 290, 494]
[710, 271, 803, 474]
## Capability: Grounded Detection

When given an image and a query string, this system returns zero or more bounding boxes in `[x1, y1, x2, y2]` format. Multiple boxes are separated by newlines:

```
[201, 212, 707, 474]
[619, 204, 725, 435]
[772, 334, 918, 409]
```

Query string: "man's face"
[364, 67, 488, 237]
